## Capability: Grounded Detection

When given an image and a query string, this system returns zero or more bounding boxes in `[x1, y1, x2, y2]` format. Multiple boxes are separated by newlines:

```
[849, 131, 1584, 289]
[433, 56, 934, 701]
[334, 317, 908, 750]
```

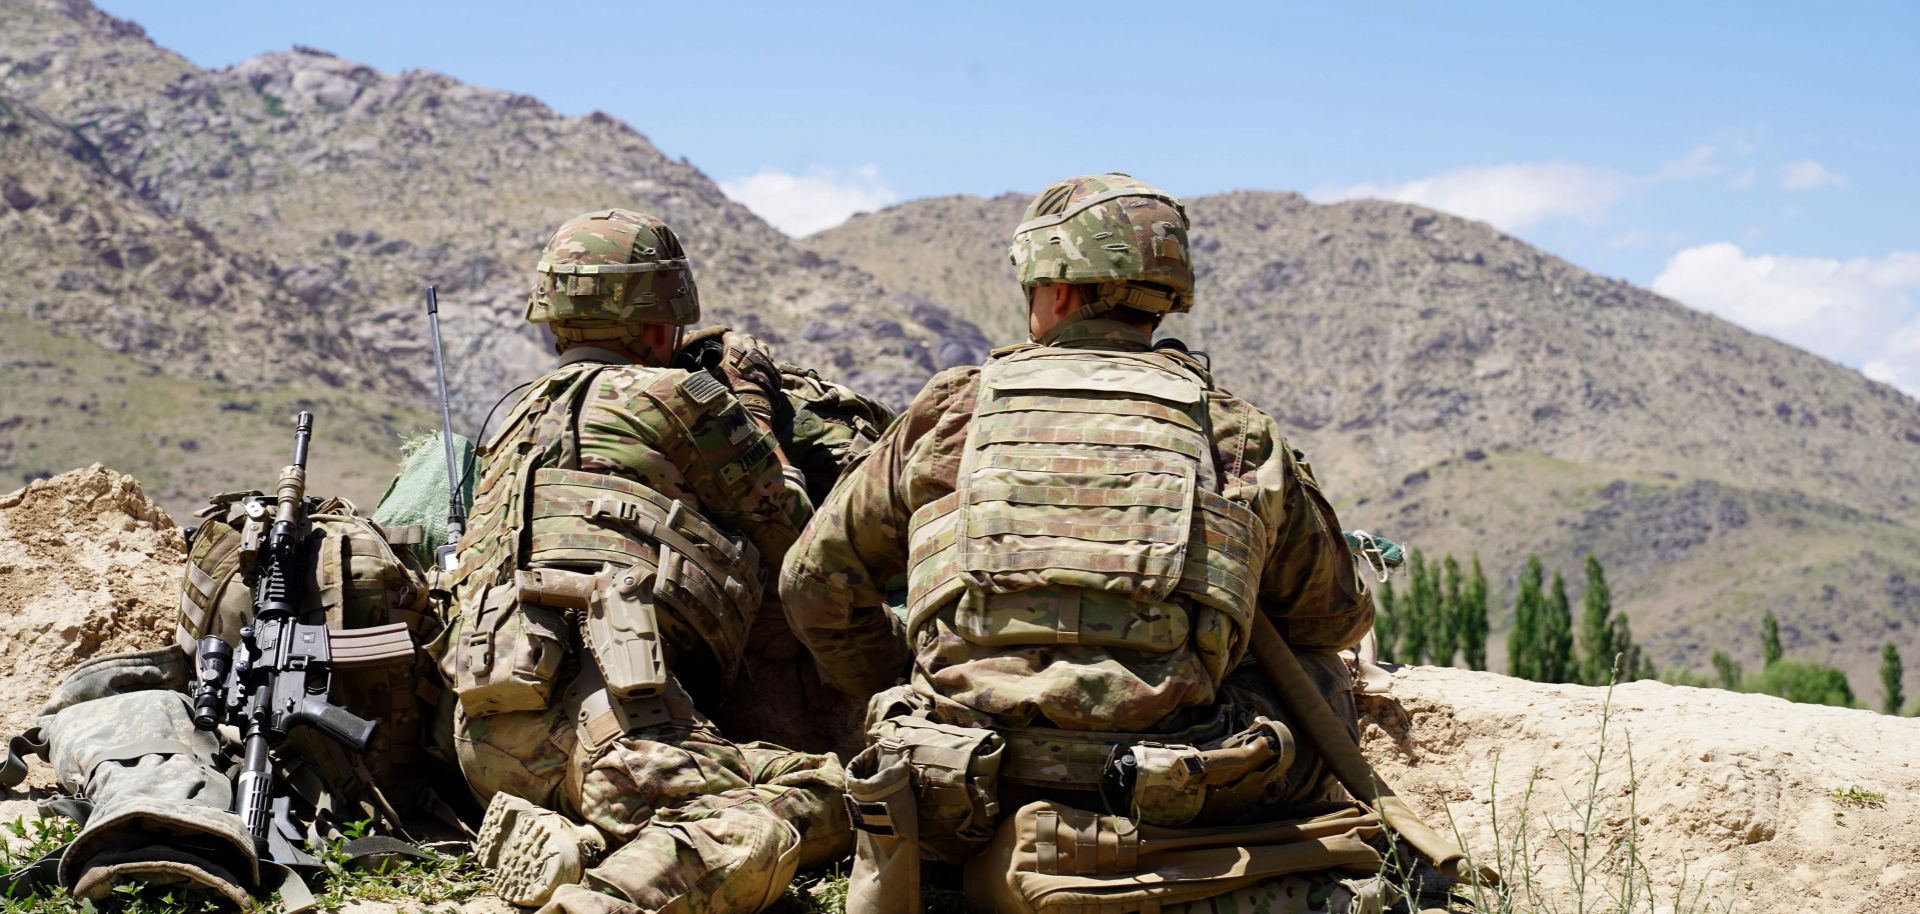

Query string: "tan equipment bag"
[964, 800, 1385, 914]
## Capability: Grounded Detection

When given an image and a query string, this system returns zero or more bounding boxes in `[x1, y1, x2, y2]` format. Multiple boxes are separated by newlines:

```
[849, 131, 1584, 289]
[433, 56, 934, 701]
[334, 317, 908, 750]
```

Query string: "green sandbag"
[1343, 529, 1405, 569]
[372, 432, 475, 568]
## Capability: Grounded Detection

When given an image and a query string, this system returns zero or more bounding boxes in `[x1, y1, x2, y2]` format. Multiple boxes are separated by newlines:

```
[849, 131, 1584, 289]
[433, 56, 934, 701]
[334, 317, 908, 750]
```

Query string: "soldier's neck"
[558, 345, 636, 366]
[1043, 318, 1154, 351]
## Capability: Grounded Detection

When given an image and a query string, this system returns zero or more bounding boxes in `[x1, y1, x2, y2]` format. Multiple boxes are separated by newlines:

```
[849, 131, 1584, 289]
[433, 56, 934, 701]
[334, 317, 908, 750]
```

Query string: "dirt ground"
[4, 466, 1917, 913]
[1361, 666, 1920, 913]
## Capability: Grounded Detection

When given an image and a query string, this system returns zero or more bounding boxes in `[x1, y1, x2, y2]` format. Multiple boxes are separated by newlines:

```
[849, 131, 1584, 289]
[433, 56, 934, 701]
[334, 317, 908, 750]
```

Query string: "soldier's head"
[526, 208, 700, 365]
[1009, 173, 1194, 343]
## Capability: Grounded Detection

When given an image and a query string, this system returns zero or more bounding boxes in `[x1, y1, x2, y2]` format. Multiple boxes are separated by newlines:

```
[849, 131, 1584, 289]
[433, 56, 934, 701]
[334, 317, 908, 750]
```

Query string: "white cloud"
[1311, 161, 1628, 232]
[1312, 145, 1730, 234]
[1780, 159, 1848, 190]
[719, 164, 897, 237]
[1728, 167, 1757, 189]
[1652, 243, 1920, 395]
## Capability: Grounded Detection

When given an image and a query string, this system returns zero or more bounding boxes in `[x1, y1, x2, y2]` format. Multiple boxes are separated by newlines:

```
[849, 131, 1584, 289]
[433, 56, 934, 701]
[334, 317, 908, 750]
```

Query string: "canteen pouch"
[843, 746, 922, 914]
[866, 714, 1005, 863]
[452, 581, 568, 717]
[1127, 717, 1296, 827]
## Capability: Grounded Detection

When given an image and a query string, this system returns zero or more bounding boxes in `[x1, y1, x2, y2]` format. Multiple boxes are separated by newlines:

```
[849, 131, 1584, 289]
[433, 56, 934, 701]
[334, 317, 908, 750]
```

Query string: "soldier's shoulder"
[912, 364, 983, 412]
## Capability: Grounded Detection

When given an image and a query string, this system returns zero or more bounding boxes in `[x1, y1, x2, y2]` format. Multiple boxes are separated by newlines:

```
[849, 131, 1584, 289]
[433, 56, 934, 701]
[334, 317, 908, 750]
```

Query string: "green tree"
[1541, 570, 1576, 683]
[1752, 660, 1855, 708]
[1711, 651, 1743, 690]
[1462, 556, 1489, 671]
[1611, 615, 1654, 682]
[1376, 580, 1401, 663]
[1509, 556, 1545, 680]
[1405, 550, 1432, 665]
[1761, 612, 1783, 666]
[1578, 554, 1617, 684]
[1883, 642, 1905, 716]
[1438, 555, 1464, 668]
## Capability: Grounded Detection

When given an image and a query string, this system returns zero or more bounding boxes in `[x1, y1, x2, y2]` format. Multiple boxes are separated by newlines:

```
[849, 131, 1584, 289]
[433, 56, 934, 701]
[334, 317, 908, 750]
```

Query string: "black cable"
[452, 380, 533, 502]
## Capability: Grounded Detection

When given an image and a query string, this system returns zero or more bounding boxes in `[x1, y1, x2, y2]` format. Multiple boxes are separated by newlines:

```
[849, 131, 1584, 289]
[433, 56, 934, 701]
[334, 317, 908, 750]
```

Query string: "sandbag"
[42, 689, 257, 910]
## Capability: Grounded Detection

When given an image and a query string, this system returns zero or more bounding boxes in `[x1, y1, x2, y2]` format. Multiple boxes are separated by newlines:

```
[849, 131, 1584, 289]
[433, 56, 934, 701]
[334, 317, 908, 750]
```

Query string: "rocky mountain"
[0, 0, 987, 508]
[808, 192, 1920, 698]
[5, 0, 1917, 699]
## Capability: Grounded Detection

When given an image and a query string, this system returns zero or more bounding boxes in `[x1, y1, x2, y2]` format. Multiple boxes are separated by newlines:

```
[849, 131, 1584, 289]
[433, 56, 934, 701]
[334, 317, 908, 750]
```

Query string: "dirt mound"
[1364, 666, 1920, 913]
[0, 464, 181, 733]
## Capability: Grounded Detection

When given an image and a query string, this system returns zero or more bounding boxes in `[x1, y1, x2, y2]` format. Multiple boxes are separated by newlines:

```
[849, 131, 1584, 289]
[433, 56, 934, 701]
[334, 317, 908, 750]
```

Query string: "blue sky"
[100, 1, 1920, 393]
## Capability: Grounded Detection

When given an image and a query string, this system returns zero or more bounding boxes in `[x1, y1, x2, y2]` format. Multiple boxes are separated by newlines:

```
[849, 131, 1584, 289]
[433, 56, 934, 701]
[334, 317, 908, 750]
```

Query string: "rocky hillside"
[808, 192, 1920, 699]
[0, 0, 987, 514]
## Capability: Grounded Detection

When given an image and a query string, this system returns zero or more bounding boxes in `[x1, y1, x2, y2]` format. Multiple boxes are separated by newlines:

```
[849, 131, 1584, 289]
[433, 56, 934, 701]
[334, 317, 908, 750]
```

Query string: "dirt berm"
[1, 466, 1915, 913]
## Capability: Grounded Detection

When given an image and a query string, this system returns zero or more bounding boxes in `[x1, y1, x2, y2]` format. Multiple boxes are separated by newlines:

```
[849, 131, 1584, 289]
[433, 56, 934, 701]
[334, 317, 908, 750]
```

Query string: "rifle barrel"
[290, 411, 312, 470]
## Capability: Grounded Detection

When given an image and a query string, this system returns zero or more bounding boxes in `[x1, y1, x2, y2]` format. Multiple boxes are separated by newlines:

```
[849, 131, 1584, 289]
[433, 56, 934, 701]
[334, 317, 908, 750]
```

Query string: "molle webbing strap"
[996, 708, 1230, 788]
[528, 467, 760, 674]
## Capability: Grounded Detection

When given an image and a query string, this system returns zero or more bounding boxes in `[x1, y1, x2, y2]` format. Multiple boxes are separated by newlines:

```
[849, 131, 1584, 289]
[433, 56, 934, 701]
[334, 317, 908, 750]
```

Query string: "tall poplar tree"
[1438, 555, 1463, 668]
[1463, 555, 1489, 671]
[1509, 556, 1545, 680]
[1405, 550, 1432, 665]
[1579, 554, 1618, 685]
[1376, 580, 1401, 663]
[1883, 643, 1906, 716]
[1542, 570, 1575, 683]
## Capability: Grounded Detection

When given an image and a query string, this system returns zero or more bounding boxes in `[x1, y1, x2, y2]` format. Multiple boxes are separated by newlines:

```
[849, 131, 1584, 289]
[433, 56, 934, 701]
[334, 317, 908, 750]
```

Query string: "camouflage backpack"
[181, 493, 440, 819]
[777, 362, 896, 504]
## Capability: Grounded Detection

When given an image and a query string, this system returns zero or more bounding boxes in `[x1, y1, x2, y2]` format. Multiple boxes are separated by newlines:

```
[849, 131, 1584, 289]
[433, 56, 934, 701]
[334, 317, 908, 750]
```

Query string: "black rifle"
[425, 286, 466, 572]
[190, 412, 377, 865]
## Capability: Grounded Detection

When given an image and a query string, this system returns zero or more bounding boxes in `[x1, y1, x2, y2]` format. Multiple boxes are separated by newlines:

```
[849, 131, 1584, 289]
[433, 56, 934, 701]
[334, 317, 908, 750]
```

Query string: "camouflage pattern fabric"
[781, 318, 1373, 731]
[445, 339, 849, 914]
[781, 317, 1375, 910]
[1009, 173, 1195, 316]
[36, 653, 257, 908]
[526, 209, 700, 327]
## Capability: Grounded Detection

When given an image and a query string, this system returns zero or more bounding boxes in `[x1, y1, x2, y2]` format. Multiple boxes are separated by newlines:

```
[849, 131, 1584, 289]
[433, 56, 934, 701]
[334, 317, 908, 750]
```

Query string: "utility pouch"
[867, 716, 1005, 863]
[584, 567, 668, 701]
[844, 746, 922, 914]
[1123, 717, 1295, 827]
[452, 581, 568, 717]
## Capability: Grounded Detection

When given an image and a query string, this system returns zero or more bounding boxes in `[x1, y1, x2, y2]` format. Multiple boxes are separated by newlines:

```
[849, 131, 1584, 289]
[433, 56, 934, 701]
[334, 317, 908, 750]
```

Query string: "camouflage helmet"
[525, 209, 699, 328]
[1008, 173, 1194, 316]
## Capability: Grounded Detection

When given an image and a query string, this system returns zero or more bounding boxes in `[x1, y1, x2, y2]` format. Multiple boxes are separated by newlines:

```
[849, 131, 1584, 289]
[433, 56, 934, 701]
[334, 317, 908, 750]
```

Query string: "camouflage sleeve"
[779, 373, 963, 696]
[627, 368, 813, 568]
[1243, 422, 1373, 651]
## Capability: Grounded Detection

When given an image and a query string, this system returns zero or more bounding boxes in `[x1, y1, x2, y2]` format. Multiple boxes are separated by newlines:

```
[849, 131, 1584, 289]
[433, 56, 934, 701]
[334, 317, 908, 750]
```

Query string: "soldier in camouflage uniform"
[779, 174, 1387, 913]
[443, 209, 849, 913]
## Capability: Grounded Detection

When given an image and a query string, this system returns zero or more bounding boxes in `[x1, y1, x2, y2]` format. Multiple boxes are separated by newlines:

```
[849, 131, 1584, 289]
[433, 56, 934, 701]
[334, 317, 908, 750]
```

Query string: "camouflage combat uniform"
[779, 175, 1383, 914]
[441, 209, 849, 914]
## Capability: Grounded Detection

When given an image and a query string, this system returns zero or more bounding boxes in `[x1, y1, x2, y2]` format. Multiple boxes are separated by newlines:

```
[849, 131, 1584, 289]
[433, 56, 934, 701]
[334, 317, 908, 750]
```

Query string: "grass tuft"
[1826, 785, 1885, 809]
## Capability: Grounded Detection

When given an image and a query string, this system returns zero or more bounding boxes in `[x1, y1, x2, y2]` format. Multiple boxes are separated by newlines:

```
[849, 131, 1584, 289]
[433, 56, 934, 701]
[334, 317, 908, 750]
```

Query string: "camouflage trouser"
[453, 668, 849, 914]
